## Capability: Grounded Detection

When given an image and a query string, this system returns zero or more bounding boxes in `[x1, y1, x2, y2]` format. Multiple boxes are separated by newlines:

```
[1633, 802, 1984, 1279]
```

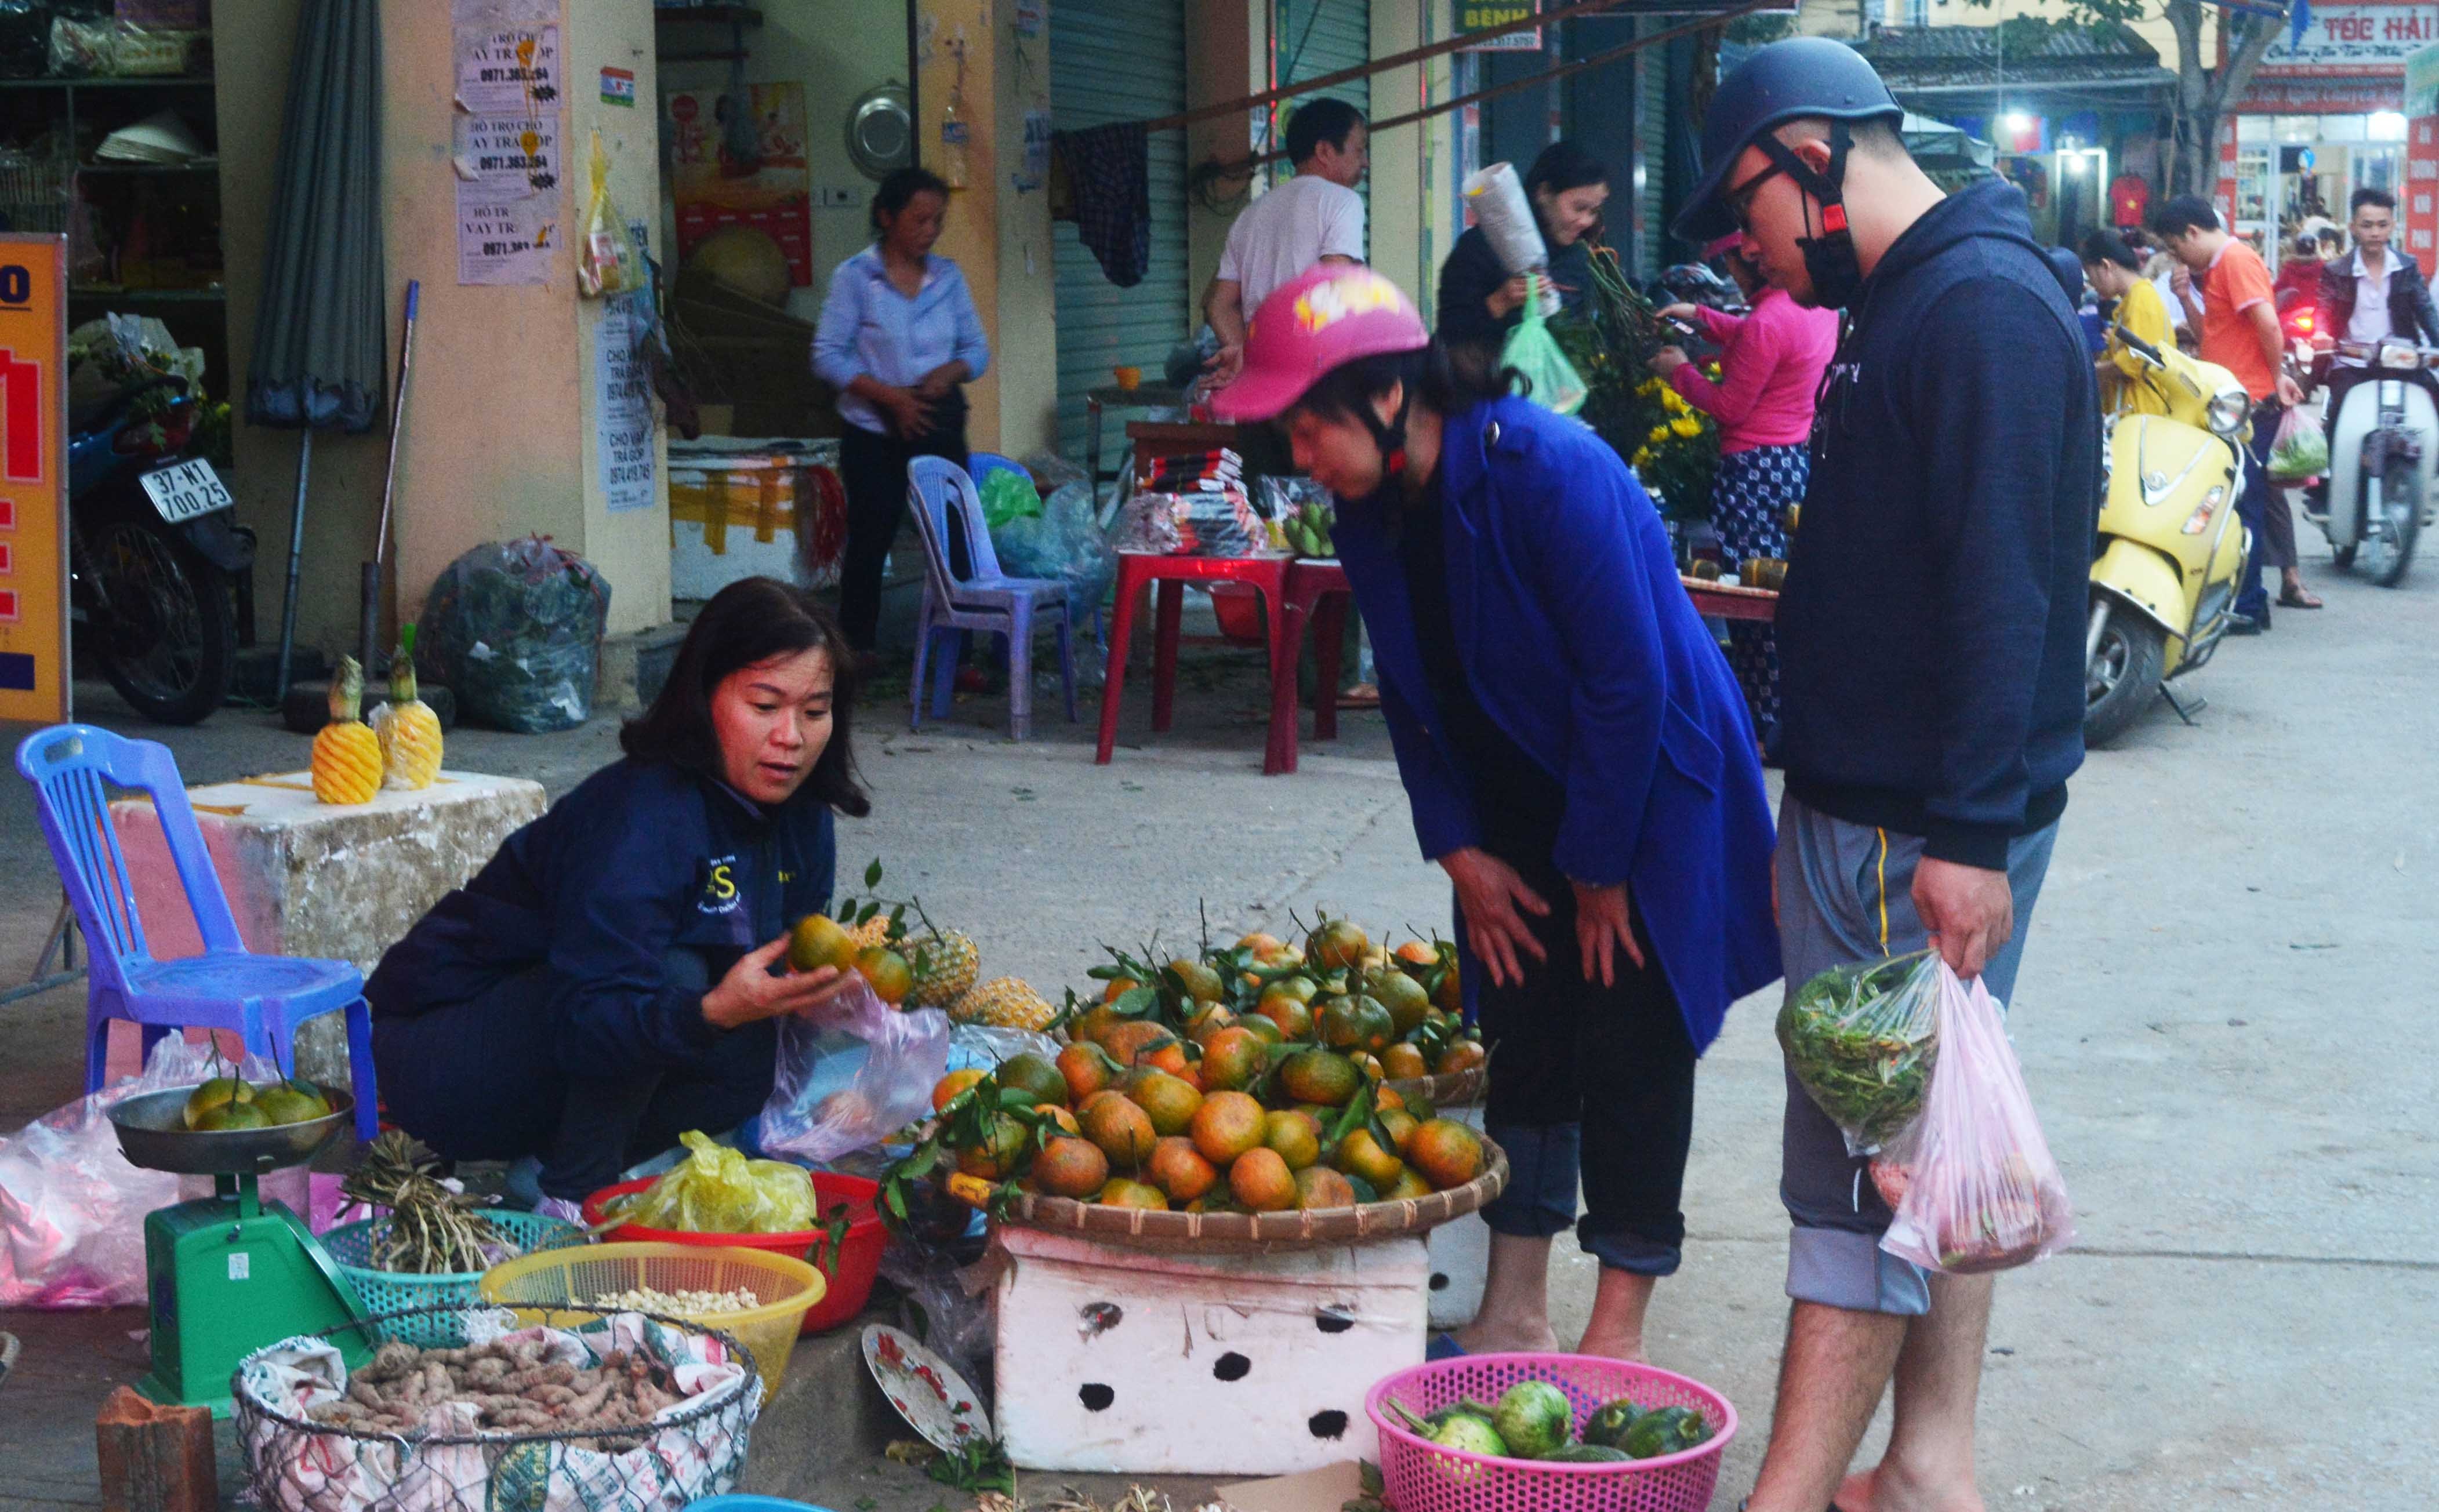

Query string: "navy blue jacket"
[1334, 395, 1781, 1051]
[365, 759, 837, 1080]
[1780, 178, 2097, 868]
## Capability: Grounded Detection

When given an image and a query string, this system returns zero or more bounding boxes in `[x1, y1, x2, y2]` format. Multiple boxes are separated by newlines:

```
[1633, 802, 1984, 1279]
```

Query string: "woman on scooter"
[1212, 264, 1780, 1360]
[2082, 230, 2175, 416]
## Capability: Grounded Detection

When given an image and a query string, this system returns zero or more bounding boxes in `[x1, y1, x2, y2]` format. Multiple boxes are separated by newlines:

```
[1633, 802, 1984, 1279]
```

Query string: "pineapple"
[311, 656, 384, 805]
[369, 624, 443, 790]
[952, 976, 1054, 1032]
[905, 929, 981, 1009]
[847, 915, 894, 951]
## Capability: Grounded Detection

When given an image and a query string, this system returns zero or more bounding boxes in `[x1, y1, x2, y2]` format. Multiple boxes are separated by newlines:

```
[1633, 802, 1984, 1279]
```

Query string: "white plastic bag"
[1, 1036, 281, 1307]
[756, 976, 950, 1167]
[1462, 161, 1560, 317]
[1874, 966, 2077, 1274]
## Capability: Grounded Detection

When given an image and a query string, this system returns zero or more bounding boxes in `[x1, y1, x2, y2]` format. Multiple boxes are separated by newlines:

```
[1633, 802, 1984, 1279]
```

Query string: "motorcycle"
[68, 376, 251, 723]
[2084, 328, 2253, 746]
[2309, 337, 2435, 587]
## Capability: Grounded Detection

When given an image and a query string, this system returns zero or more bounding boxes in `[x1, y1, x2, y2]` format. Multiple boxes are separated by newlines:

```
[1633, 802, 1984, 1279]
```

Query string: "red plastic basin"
[583, 1172, 885, 1335]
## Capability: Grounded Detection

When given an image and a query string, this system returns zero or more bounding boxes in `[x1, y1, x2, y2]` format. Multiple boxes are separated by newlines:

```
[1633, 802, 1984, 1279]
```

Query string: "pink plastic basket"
[1365, 1352, 1738, 1512]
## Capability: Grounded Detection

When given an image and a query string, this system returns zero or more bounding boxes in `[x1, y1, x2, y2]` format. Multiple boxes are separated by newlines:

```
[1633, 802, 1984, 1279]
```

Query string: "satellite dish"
[847, 84, 913, 181]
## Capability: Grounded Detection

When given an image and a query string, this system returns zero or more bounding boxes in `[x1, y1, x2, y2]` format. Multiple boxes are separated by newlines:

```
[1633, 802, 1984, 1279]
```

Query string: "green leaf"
[884, 1183, 909, 1220]
[858, 900, 881, 925]
[1114, 984, 1160, 1018]
[865, 858, 884, 889]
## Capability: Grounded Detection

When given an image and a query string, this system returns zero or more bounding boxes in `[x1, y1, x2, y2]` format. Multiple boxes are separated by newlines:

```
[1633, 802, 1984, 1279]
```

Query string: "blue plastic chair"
[14, 725, 379, 1139]
[683, 1498, 839, 1512]
[906, 456, 1077, 741]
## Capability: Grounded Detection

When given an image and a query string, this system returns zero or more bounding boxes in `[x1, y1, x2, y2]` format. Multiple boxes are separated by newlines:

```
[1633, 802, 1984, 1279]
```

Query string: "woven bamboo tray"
[997, 1135, 1507, 1253]
[1383, 1064, 1485, 1108]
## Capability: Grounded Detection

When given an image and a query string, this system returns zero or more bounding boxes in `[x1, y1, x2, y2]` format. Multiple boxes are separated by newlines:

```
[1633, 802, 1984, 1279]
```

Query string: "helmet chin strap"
[1754, 122, 1869, 310]
[1361, 387, 1416, 479]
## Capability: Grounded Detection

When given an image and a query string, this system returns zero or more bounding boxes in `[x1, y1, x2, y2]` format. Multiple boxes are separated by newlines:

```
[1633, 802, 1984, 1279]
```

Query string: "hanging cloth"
[1051, 122, 1150, 288]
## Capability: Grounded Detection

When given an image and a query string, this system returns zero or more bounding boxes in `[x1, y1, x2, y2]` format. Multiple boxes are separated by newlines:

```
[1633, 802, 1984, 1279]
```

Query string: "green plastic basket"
[320, 1211, 585, 1345]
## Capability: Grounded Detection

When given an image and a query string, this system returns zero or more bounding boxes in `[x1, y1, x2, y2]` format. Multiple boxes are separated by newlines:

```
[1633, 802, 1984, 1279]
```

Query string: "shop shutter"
[1273, 0, 1371, 250]
[1051, 0, 1190, 461]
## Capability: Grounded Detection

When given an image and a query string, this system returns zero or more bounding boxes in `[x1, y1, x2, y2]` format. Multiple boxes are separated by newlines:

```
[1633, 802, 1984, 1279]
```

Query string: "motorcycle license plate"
[138, 459, 234, 525]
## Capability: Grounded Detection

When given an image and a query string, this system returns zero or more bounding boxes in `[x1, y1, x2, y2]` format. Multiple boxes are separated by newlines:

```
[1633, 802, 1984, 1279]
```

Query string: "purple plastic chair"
[906, 455, 1077, 741]
[14, 724, 379, 1139]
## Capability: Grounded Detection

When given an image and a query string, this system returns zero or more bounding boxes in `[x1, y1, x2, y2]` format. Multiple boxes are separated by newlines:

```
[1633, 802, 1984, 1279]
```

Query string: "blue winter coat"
[1332, 395, 1781, 1050]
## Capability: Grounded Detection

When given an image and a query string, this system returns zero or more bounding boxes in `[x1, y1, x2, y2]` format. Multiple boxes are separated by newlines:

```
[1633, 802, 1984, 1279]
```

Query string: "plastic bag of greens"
[1501, 276, 1587, 417]
[2267, 406, 2328, 482]
[421, 536, 613, 732]
[1874, 965, 2076, 1274]
[623, 1130, 819, 1234]
[1777, 948, 1941, 1154]
[978, 466, 1044, 530]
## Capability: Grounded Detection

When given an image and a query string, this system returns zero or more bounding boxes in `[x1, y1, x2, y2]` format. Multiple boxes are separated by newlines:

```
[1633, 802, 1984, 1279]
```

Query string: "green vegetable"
[1776, 949, 1941, 1146]
[2267, 423, 2327, 483]
[1429, 1413, 1509, 1458]
[1546, 1443, 1634, 1462]
[1622, 1405, 1711, 1459]
[1491, 1380, 1573, 1460]
[1581, 1397, 1644, 1448]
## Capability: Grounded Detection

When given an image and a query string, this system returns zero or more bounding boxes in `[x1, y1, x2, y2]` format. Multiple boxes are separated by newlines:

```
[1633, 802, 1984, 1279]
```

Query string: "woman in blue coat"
[368, 577, 866, 1218]
[1215, 266, 1779, 1358]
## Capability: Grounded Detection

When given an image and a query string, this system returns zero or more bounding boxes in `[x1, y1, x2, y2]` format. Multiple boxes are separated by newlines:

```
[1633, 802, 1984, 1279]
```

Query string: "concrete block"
[991, 1226, 1428, 1478]
[108, 770, 546, 1085]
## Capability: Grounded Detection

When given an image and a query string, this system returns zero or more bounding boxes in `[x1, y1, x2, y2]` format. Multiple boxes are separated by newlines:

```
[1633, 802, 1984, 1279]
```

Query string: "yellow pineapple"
[950, 976, 1054, 1032]
[369, 624, 443, 790]
[311, 656, 384, 805]
[905, 929, 981, 1009]
[847, 915, 894, 951]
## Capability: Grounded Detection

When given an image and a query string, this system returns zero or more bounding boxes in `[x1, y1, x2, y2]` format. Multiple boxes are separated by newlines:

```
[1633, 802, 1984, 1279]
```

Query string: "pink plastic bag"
[1872, 964, 2076, 1275]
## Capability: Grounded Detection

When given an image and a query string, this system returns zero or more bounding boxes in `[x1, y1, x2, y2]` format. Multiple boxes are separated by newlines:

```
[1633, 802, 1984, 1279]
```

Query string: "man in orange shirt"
[2156, 195, 2303, 630]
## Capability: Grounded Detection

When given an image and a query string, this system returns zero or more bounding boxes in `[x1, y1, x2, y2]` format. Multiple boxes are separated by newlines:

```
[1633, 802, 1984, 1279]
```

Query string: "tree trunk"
[2161, 0, 2285, 201]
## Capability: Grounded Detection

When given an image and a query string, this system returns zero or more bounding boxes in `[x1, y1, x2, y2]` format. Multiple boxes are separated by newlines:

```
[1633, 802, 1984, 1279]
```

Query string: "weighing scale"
[107, 1086, 372, 1416]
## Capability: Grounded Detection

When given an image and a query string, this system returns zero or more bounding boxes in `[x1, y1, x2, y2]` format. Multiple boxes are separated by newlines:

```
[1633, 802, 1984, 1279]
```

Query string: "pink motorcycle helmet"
[1208, 264, 1430, 423]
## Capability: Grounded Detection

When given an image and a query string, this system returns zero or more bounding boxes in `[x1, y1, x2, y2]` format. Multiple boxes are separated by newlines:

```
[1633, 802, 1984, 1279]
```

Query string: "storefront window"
[2321, 114, 2369, 143]
[2240, 115, 2271, 144]
[2276, 114, 2321, 142]
[2370, 111, 2408, 142]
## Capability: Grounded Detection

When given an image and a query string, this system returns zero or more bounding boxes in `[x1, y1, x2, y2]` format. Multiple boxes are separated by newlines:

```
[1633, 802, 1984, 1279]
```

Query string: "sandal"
[2278, 589, 2324, 609]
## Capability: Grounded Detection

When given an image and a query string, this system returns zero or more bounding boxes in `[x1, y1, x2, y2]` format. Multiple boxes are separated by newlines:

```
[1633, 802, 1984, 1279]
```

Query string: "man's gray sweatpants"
[1776, 793, 2059, 1316]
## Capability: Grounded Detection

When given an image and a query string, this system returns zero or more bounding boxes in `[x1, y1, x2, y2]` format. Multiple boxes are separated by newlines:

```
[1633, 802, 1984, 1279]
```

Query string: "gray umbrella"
[246, 0, 386, 697]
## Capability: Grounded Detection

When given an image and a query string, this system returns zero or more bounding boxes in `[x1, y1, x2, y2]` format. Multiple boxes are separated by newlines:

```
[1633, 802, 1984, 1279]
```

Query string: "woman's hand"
[701, 936, 857, 1030]
[1646, 345, 1690, 379]
[1440, 847, 1550, 989]
[1487, 275, 1531, 320]
[876, 386, 935, 439]
[1658, 302, 1701, 325]
[1570, 879, 1645, 987]
[913, 363, 966, 401]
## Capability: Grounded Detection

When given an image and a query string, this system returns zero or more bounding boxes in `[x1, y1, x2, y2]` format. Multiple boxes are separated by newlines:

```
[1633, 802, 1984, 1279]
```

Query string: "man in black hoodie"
[1675, 40, 2097, 1512]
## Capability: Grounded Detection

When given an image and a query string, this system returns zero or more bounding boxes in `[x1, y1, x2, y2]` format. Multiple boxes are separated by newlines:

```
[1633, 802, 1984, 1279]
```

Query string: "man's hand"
[1570, 879, 1645, 987]
[1912, 857, 2013, 982]
[702, 937, 858, 1030]
[1203, 341, 1244, 389]
[1487, 275, 1531, 320]
[913, 364, 962, 401]
[2169, 262, 2193, 299]
[1440, 847, 1551, 989]
[2277, 371, 2305, 407]
[1646, 345, 1691, 379]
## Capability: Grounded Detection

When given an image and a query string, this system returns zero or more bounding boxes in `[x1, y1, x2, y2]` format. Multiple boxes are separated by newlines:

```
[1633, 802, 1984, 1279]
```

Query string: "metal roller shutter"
[1273, 0, 1371, 245]
[1051, 0, 1190, 460]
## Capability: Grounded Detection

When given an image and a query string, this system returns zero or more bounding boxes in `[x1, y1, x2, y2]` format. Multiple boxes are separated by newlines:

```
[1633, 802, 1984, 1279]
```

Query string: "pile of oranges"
[909, 917, 1490, 1216]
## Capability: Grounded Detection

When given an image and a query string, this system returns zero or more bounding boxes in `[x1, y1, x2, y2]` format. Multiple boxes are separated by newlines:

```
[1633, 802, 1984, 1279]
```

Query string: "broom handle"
[373, 280, 420, 569]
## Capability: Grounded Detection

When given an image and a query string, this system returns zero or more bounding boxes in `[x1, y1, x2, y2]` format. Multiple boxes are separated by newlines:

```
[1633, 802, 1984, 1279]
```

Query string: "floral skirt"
[1710, 442, 1808, 740]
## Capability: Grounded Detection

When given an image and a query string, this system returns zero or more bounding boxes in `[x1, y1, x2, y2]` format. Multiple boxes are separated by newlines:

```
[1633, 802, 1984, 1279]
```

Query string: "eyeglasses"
[1723, 163, 1784, 233]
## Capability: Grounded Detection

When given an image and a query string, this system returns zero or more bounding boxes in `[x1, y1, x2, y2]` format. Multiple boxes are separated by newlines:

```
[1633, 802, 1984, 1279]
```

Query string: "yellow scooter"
[2084, 329, 2254, 746]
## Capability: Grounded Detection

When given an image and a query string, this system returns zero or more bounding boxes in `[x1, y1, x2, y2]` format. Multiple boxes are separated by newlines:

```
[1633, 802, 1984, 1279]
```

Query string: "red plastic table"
[1280, 558, 1355, 769]
[1096, 552, 1297, 774]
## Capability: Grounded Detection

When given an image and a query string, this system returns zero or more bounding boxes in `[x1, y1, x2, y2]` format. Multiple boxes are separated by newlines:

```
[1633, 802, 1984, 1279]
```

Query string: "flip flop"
[2278, 590, 2324, 609]
[1425, 1333, 1469, 1361]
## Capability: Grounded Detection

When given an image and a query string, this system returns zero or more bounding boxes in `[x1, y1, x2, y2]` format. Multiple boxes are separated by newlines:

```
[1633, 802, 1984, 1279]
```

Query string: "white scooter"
[2313, 338, 2439, 587]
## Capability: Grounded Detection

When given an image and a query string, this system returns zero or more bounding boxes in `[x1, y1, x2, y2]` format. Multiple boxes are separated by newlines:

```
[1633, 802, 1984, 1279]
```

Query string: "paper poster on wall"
[666, 81, 814, 286]
[456, 25, 561, 115]
[458, 198, 555, 285]
[1018, 108, 1052, 191]
[452, 0, 558, 26]
[453, 112, 560, 285]
[596, 292, 657, 514]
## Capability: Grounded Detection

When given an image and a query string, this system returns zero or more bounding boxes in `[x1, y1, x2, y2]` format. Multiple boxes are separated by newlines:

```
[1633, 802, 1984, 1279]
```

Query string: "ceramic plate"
[861, 1323, 991, 1452]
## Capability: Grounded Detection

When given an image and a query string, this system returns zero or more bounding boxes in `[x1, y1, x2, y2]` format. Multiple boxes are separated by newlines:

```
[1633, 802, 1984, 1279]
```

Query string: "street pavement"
[1, 542, 2434, 1510]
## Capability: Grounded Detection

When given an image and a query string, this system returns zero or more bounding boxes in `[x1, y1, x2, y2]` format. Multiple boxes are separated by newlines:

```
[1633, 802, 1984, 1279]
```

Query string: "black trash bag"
[0, 1, 50, 79]
[420, 536, 612, 733]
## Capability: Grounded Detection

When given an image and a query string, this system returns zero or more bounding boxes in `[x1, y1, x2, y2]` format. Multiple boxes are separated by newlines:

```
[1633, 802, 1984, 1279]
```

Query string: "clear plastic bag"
[2267, 405, 2328, 482]
[1777, 948, 1942, 1155]
[757, 975, 950, 1168]
[578, 129, 641, 299]
[1, 1037, 282, 1308]
[1874, 966, 2076, 1274]
[623, 1129, 819, 1234]
[992, 481, 1115, 608]
[1502, 276, 1587, 416]
[979, 466, 1043, 529]
[420, 535, 613, 732]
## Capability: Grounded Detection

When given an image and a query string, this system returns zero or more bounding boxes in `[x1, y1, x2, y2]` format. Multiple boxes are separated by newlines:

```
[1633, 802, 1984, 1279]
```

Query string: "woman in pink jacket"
[1646, 233, 1837, 746]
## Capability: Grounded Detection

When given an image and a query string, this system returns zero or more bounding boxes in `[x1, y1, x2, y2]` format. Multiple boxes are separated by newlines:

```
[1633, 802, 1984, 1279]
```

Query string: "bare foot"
[1453, 1319, 1559, 1354]
[1572, 1328, 1646, 1362]
[1834, 1465, 1878, 1511]
[1853, 1459, 1987, 1512]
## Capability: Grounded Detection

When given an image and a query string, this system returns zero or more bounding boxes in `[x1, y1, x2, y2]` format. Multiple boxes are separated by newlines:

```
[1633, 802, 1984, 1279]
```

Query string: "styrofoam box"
[1425, 1101, 1489, 1330]
[992, 1226, 1429, 1476]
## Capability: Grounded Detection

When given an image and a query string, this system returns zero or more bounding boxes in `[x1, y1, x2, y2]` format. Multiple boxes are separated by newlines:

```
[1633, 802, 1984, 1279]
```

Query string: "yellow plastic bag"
[578, 129, 640, 299]
[625, 1131, 817, 1234]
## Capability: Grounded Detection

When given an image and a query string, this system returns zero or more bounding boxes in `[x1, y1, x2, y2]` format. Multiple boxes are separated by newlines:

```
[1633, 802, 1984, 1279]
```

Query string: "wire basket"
[234, 1302, 760, 1512]
[1366, 1352, 1737, 1512]
[481, 1243, 825, 1401]
[0, 148, 67, 235]
[320, 1211, 586, 1346]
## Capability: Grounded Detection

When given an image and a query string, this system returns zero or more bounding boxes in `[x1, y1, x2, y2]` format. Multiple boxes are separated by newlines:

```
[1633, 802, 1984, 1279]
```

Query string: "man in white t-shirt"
[1204, 97, 1369, 389]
